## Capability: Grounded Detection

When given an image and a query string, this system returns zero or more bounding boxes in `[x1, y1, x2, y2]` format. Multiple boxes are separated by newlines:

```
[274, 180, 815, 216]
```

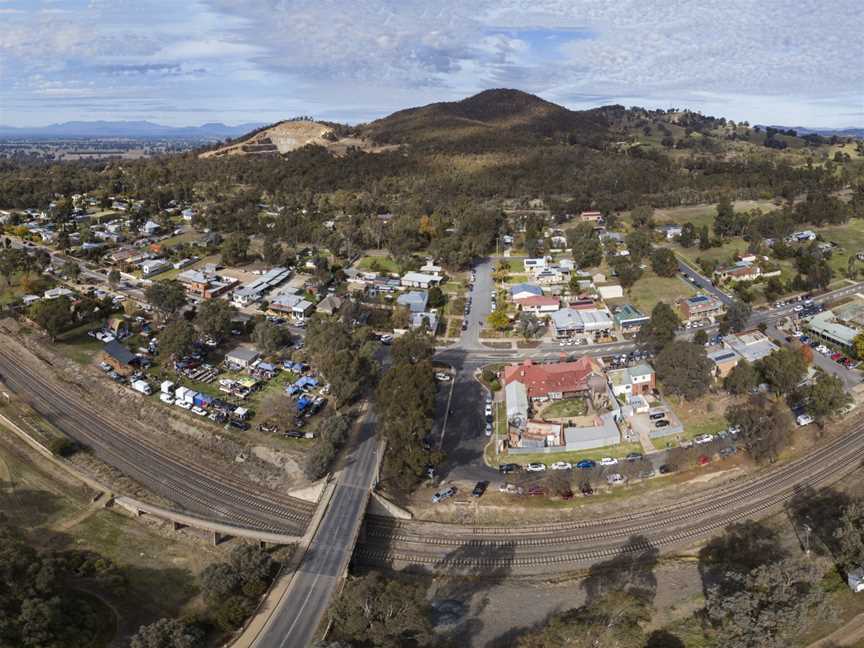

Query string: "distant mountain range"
[0, 121, 267, 139]
[763, 125, 864, 138]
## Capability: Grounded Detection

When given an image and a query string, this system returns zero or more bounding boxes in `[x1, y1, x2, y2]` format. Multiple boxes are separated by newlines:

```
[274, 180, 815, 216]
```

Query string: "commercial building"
[514, 295, 560, 314]
[707, 330, 779, 377]
[679, 294, 725, 323]
[613, 304, 649, 333]
[232, 267, 291, 306]
[550, 308, 614, 338]
[503, 358, 602, 401]
[177, 269, 238, 299]
[806, 310, 858, 352]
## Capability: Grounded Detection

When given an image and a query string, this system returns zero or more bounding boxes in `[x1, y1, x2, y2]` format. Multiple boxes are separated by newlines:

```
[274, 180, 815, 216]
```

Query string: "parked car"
[526, 462, 547, 472]
[550, 461, 572, 470]
[471, 481, 488, 497]
[485, 423, 493, 436]
[576, 459, 596, 469]
[228, 419, 250, 431]
[434, 372, 451, 382]
[796, 413, 814, 426]
[484, 404, 493, 417]
[526, 485, 545, 497]
[580, 482, 594, 496]
[679, 440, 694, 449]
[719, 446, 737, 458]
[499, 463, 522, 474]
[599, 457, 618, 466]
[99, 362, 112, 372]
[498, 483, 524, 495]
[607, 473, 625, 485]
[625, 452, 643, 462]
[432, 486, 456, 503]
[695, 433, 715, 444]
[698, 455, 711, 466]
[159, 393, 174, 405]
[658, 464, 677, 474]
[379, 334, 394, 345]
[175, 400, 192, 410]
[649, 412, 666, 420]
[655, 420, 671, 428]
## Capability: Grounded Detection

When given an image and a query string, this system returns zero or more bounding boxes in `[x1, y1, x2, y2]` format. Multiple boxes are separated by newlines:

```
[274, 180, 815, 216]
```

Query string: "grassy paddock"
[627, 271, 697, 313]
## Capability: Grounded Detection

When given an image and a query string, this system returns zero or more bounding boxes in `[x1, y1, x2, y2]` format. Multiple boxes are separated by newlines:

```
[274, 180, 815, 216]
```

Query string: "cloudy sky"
[1, 0, 862, 128]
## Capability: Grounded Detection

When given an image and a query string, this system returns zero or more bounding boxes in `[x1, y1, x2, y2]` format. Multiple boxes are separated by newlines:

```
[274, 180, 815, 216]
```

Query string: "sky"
[0, 0, 862, 128]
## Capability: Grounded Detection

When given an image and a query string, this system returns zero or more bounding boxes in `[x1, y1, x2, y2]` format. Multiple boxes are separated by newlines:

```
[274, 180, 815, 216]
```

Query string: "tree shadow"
[698, 519, 786, 602]
[430, 540, 517, 646]
[0, 486, 69, 527]
[645, 629, 686, 647]
[787, 485, 851, 559]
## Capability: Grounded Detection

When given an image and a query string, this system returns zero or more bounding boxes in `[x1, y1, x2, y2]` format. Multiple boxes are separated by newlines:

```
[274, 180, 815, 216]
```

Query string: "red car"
[831, 352, 843, 362]
[698, 455, 711, 466]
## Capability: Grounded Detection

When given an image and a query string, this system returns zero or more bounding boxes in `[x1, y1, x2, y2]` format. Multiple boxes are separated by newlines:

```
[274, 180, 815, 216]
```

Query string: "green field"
[356, 255, 400, 274]
[623, 199, 778, 231]
[816, 220, 864, 278]
[625, 270, 697, 313]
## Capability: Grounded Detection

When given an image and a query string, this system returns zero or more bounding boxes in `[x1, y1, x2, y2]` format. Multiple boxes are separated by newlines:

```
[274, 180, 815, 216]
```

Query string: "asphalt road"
[252, 411, 379, 648]
[677, 258, 735, 305]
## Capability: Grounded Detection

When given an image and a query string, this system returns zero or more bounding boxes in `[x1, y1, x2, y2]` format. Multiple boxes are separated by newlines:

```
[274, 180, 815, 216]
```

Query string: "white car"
[607, 473, 625, 485]
[191, 406, 207, 416]
[599, 457, 618, 466]
[175, 400, 192, 410]
[679, 440, 694, 449]
[727, 425, 741, 436]
[484, 404, 493, 417]
[485, 423, 493, 436]
[525, 462, 547, 472]
[796, 413, 814, 426]
[695, 433, 715, 445]
[434, 372, 451, 382]
[159, 393, 174, 405]
[550, 461, 572, 470]
[99, 362, 113, 372]
[379, 334, 394, 345]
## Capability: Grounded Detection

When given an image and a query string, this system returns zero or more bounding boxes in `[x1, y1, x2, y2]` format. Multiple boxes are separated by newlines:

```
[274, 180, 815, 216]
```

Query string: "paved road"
[677, 258, 735, 305]
[252, 411, 379, 648]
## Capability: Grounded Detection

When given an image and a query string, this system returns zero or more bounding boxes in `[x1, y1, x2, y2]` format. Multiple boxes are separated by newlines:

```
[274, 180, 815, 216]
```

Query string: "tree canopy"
[654, 340, 713, 400]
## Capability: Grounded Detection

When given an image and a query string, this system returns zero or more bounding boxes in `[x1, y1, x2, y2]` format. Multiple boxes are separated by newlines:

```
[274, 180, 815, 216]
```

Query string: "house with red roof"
[514, 295, 560, 314]
[503, 358, 603, 401]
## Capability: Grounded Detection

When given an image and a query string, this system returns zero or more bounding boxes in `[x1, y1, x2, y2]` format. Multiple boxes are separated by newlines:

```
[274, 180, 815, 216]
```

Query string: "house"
[269, 293, 314, 320]
[510, 283, 543, 301]
[550, 308, 614, 338]
[658, 224, 683, 240]
[613, 304, 649, 333]
[316, 294, 343, 316]
[514, 295, 560, 314]
[400, 271, 440, 289]
[419, 261, 443, 276]
[141, 220, 160, 236]
[225, 346, 261, 369]
[534, 267, 565, 285]
[596, 282, 624, 300]
[397, 290, 429, 314]
[43, 287, 74, 300]
[410, 311, 439, 332]
[578, 211, 603, 223]
[102, 340, 137, 376]
[177, 269, 238, 300]
[608, 364, 655, 400]
[713, 262, 763, 283]
[523, 257, 550, 274]
[708, 349, 741, 378]
[679, 294, 725, 323]
[503, 357, 602, 401]
[140, 258, 170, 277]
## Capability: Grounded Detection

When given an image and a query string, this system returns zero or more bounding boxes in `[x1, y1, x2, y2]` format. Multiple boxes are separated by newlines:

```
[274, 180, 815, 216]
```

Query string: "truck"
[160, 380, 174, 395]
[131, 379, 152, 395]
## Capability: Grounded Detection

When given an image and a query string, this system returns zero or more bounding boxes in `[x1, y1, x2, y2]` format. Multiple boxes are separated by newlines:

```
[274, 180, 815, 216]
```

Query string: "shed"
[102, 340, 137, 376]
[225, 346, 261, 369]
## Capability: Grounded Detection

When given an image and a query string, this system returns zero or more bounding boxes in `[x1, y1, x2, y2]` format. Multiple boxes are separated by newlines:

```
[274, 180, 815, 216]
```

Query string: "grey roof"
[629, 364, 654, 378]
[397, 290, 429, 313]
[505, 381, 529, 422]
[509, 283, 542, 297]
[551, 308, 613, 332]
[103, 340, 135, 365]
[808, 310, 858, 346]
[226, 346, 260, 363]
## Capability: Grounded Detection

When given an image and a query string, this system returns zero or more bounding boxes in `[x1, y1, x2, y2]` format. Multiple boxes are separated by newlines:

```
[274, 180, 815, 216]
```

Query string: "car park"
[550, 461, 572, 470]
[526, 462, 547, 472]
[599, 457, 618, 466]
[576, 459, 596, 469]
[471, 481, 488, 497]
[432, 486, 457, 503]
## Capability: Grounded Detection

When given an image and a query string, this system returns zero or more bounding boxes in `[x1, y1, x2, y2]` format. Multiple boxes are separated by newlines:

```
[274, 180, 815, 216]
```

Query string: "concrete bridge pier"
[212, 531, 223, 546]
[172, 521, 184, 531]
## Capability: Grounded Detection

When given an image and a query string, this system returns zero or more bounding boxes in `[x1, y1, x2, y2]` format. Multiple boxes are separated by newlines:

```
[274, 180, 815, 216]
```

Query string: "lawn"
[625, 199, 779, 231]
[540, 398, 588, 418]
[670, 238, 751, 269]
[667, 394, 732, 440]
[816, 220, 864, 278]
[356, 255, 400, 274]
[626, 270, 697, 313]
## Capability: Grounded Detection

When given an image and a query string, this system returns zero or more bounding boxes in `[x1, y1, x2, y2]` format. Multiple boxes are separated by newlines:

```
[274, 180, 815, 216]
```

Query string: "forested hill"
[1, 89, 861, 248]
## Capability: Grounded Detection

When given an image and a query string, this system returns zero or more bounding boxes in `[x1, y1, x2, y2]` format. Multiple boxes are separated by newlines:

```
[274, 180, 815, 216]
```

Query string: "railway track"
[0, 344, 314, 535]
[355, 418, 864, 571]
